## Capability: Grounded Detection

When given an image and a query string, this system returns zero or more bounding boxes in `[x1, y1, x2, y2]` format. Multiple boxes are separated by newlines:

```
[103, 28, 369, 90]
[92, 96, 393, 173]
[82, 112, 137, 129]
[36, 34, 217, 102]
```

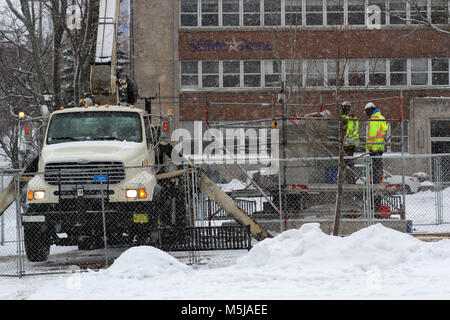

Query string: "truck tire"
[23, 224, 51, 262]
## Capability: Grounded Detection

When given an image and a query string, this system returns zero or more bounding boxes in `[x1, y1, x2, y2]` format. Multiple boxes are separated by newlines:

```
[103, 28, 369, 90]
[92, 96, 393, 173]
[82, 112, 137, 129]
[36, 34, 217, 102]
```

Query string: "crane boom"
[90, 0, 120, 106]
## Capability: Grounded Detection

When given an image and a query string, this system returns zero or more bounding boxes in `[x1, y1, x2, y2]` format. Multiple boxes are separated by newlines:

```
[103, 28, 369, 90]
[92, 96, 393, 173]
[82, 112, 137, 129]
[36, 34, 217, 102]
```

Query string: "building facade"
[131, 0, 450, 154]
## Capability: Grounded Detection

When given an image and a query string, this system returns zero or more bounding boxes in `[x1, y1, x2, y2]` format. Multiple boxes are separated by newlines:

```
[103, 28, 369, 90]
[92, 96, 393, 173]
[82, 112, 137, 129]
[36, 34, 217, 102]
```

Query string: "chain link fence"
[1, 154, 450, 277]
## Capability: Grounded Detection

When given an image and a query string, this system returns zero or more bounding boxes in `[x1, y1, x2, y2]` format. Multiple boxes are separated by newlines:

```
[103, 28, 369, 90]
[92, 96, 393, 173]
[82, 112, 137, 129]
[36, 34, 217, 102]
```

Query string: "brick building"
[131, 0, 450, 154]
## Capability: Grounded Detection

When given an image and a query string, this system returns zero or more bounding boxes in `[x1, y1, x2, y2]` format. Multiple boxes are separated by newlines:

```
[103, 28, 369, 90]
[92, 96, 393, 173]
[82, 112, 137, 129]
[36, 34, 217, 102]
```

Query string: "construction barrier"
[0, 154, 449, 277]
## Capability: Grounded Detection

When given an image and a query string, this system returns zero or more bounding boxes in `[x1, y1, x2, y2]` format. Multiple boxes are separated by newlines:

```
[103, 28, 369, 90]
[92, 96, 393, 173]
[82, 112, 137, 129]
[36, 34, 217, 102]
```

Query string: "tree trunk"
[332, 110, 346, 236]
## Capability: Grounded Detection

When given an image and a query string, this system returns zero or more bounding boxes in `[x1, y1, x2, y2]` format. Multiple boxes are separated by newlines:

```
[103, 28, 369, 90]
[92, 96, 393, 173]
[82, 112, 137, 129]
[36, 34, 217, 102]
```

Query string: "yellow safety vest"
[366, 111, 388, 151]
[342, 115, 359, 147]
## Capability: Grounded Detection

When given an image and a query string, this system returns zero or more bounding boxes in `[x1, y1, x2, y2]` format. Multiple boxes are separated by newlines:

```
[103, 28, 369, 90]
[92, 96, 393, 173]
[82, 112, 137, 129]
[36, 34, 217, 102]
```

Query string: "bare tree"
[44, 0, 99, 106]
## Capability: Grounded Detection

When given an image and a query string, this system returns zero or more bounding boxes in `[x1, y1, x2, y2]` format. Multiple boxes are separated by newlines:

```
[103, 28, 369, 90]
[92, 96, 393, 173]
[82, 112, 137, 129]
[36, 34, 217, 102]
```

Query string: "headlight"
[34, 191, 46, 200]
[126, 189, 138, 199]
[126, 188, 147, 199]
[28, 190, 45, 200]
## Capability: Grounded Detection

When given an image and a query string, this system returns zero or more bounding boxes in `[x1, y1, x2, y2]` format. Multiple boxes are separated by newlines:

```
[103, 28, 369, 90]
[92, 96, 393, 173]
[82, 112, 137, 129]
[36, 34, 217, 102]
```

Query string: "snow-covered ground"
[406, 187, 450, 233]
[1, 223, 450, 299]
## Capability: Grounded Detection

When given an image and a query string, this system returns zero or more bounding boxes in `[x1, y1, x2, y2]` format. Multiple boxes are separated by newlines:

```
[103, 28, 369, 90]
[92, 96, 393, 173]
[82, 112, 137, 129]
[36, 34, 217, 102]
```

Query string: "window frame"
[243, 60, 262, 87]
[431, 0, 449, 24]
[431, 58, 450, 86]
[223, 60, 242, 87]
[243, 0, 262, 26]
[181, 60, 200, 89]
[390, 58, 408, 86]
[179, 58, 450, 91]
[410, 58, 429, 86]
[201, 60, 221, 88]
[180, 0, 200, 27]
[368, 59, 387, 87]
[222, 0, 241, 26]
[263, 60, 282, 87]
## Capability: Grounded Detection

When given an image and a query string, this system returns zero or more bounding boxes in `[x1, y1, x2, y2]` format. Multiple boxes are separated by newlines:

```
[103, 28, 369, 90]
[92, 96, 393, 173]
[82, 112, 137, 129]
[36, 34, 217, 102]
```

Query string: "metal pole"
[101, 180, 109, 267]
[400, 90, 407, 221]
[280, 82, 287, 217]
[1, 171, 4, 246]
[15, 174, 24, 277]
[278, 163, 284, 233]
[17, 119, 21, 169]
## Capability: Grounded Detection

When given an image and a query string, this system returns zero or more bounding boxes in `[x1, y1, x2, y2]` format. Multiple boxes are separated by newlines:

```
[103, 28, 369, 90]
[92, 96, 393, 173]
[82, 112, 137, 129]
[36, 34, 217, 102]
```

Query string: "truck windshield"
[47, 111, 143, 145]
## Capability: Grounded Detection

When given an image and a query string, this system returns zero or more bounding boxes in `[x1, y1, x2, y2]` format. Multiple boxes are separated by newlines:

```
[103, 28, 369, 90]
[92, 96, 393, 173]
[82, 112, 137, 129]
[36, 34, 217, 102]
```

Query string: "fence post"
[400, 91, 407, 222]
[434, 156, 443, 225]
[14, 173, 25, 277]
[364, 157, 374, 227]
[101, 178, 109, 267]
[278, 161, 284, 233]
[1, 171, 4, 246]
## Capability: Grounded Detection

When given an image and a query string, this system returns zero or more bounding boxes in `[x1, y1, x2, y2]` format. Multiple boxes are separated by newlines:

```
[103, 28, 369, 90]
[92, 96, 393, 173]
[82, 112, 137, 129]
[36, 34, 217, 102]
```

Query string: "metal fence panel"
[1, 154, 450, 277]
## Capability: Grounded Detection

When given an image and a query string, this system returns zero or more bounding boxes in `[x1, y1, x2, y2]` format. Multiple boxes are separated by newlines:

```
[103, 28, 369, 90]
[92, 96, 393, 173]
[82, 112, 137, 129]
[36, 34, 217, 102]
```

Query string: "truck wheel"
[24, 224, 51, 262]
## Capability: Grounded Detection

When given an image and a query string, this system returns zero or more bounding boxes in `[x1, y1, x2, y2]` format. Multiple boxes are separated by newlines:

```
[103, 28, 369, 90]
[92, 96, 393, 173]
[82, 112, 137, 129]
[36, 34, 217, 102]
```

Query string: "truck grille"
[44, 162, 125, 185]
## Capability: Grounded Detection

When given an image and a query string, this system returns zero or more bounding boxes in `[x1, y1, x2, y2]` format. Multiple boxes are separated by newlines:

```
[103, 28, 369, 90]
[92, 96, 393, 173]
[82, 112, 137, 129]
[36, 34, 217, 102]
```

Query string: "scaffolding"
[200, 93, 409, 233]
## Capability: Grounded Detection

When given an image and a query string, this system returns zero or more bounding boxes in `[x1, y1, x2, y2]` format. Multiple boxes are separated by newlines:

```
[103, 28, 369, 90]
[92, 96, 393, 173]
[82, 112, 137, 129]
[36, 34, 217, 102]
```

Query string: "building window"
[180, 58, 450, 90]
[326, 0, 344, 25]
[244, 0, 261, 26]
[181, 61, 199, 89]
[264, 60, 281, 87]
[389, 122, 409, 153]
[327, 59, 345, 86]
[223, 60, 241, 87]
[368, 59, 387, 86]
[202, 61, 220, 87]
[286, 59, 303, 88]
[306, 0, 324, 26]
[410, 0, 428, 24]
[388, 0, 407, 24]
[222, 0, 240, 26]
[244, 61, 261, 87]
[181, 0, 198, 27]
[306, 59, 325, 87]
[201, 0, 219, 26]
[432, 58, 449, 85]
[348, 0, 365, 25]
[264, 0, 282, 26]
[285, 0, 302, 26]
[390, 58, 407, 86]
[431, 0, 449, 24]
[348, 59, 366, 86]
[368, 0, 386, 25]
[411, 58, 428, 86]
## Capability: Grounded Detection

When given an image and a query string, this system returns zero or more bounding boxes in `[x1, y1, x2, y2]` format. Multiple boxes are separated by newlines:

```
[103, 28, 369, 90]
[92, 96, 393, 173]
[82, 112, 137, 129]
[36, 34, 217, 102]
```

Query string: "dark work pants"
[370, 150, 384, 211]
[343, 145, 356, 184]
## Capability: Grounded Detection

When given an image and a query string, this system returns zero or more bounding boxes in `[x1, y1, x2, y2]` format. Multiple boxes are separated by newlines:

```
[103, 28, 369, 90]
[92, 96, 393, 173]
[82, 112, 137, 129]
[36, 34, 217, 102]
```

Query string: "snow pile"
[105, 246, 192, 280]
[5, 223, 450, 299]
[237, 223, 450, 273]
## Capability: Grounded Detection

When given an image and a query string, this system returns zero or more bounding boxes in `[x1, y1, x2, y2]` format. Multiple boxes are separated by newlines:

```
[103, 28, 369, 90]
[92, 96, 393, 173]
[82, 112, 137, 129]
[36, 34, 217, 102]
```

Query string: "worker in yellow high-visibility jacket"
[341, 101, 359, 184]
[365, 102, 389, 211]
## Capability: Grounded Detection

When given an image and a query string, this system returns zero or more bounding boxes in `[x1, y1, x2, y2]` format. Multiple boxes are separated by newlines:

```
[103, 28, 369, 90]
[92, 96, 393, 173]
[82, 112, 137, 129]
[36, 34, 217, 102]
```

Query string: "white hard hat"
[83, 97, 94, 106]
[365, 102, 376, 110]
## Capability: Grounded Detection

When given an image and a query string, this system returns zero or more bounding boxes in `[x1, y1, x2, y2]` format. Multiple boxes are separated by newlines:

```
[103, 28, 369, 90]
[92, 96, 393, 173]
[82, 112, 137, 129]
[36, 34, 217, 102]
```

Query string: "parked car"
[354, 165, 420, 194]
